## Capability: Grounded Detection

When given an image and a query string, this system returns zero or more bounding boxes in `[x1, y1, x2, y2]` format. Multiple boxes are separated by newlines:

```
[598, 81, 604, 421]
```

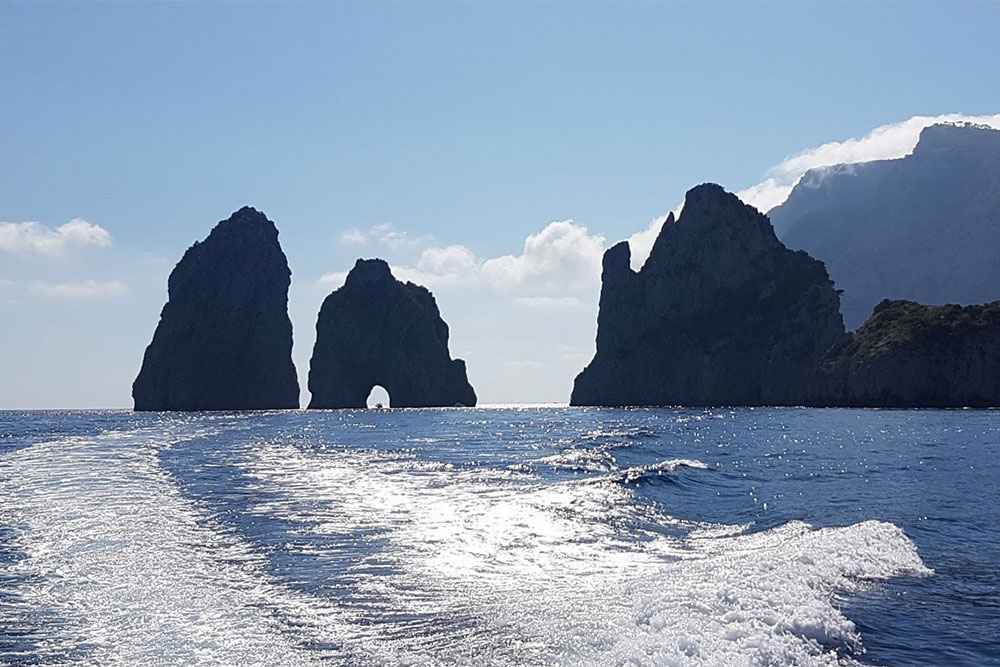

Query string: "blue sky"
[2, 2, 999, 408]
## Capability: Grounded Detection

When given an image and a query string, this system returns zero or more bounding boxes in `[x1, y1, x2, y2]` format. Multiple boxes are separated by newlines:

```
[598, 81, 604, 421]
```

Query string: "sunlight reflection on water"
[4, 408, 993, 666]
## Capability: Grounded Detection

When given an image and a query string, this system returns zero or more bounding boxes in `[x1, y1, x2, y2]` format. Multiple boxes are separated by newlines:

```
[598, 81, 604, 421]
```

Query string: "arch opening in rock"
[307, 258, 477, 409]
[366, 385, 391, 409]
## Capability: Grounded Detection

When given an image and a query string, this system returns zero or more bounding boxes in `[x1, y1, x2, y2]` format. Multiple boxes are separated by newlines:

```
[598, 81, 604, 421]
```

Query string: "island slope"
[817, 299, 1000, 407]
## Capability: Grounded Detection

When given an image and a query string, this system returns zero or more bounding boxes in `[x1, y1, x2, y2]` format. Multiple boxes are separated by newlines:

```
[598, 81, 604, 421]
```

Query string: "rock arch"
[366, 385, 390, 408]
[307, 259, 477, 409]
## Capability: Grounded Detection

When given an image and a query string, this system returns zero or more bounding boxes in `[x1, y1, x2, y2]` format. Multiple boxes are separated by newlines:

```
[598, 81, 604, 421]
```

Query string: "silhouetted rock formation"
[308, 259, 476, 408]
[571, 184, 845, 406]
[133, 207, 300, 411]
[769, 123, 1000, 329]
[816, 300, 1000, 407]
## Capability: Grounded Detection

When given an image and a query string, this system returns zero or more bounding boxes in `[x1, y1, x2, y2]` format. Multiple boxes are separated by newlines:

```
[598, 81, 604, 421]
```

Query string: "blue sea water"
[0, 408, 997, 666]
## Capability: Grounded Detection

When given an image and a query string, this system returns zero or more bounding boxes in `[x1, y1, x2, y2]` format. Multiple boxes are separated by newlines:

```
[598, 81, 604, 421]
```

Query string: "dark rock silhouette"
[769, 123, 1000, 329]
[308, 259, 476, 408]
[571, 184, 845, 406]
[133, 207, 300, 411]
[817, 299, 1000, 407]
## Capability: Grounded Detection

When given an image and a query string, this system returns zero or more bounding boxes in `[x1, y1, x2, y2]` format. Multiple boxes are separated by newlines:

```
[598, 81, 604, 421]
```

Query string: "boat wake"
[0, 418, 931, 666]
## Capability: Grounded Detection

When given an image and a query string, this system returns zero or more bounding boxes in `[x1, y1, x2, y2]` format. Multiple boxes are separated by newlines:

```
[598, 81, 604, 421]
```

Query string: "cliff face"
[133, 207, 300, 411]
[817, 300, 1000, 407]
[307, 259, 476, 409]
[571, 184, 845, 406]
[769, 123, 1000, 330]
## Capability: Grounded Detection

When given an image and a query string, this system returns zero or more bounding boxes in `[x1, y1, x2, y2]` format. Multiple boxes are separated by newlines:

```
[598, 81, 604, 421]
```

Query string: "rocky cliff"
[308, 259, 476, 408]
[769, 123, 1000, 329]
[133, 207, 300, 411]
[817, 299, 1000, 407]
[571, 184, 845, 406]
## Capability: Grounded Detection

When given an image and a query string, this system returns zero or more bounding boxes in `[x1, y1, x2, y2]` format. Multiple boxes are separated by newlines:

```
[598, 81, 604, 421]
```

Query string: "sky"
[2, 2, 999, 409]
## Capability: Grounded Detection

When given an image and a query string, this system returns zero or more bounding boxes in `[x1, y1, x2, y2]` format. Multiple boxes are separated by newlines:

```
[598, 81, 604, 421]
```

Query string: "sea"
[0, 408, 997, 666]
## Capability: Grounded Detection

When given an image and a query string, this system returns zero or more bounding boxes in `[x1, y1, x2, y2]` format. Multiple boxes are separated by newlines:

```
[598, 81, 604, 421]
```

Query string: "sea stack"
[132, 207, 300, 411]
[308, 258, 476, 408]
[571, 184, 845, 407]
[817, 299, 1000, 407]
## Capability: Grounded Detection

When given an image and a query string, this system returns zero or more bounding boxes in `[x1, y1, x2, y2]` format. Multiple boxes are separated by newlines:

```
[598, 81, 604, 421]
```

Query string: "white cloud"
[324, 114, 1000, 301]
[324, 220, 607, 297]
[417, 245, 479, 276]
[317, 271, 349, 289]
[338, 229, 367, 245]
[0, 218, 113, 255]
[625, 213, 670, 272]
[623, 113, 1000, 269]
[734, 178, 791, 216]
[736, 113, 1000, 213]
[480, 221, 605, 292]
[30, 280, 127, 299]
[514, 296, 584, 309]
[385, 265, 455, 288]
[337, 223, 432, 250]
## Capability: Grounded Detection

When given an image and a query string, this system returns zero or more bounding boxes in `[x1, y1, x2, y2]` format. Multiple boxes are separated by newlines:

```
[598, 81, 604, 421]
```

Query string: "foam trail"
[240, 442, 931, 666]
[0, 426, 355, 666]
[0, 418, 934, 666]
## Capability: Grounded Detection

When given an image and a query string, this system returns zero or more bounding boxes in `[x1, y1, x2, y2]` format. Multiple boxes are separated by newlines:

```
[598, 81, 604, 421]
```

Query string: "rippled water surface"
[1, 408, 997, 666]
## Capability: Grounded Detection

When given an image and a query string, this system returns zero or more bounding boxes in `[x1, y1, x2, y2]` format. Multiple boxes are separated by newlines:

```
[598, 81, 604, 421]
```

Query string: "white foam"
[605, 457, 712, 484]
[502, 519, 931, 666]
[534, 446, 619, 472]
[241, 443, 930, 666]
[0, 426, 359, 666]
[0, 421, 932, 666]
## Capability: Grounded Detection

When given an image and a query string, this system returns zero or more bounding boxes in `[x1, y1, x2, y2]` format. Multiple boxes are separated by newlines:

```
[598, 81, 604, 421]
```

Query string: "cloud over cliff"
[735, 113, 1000, 213]
[628, 113, 1000, 268]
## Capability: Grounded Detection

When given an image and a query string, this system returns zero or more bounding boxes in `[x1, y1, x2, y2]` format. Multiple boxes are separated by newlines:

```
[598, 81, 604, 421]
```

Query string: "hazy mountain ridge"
[769, 123, 1000, 330]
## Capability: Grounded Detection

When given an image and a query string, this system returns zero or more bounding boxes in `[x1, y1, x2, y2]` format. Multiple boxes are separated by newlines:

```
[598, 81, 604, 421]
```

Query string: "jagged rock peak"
[133, 206, 300, 411]
[308, 258, 476, 409]
[571, 183, 845, 407]
[673, 182, 769, 230]
[345, 257, 394, 285]
[202, 206, 279, 241]
[603, 240, 632, 273]
[228, 205, 269, 222]
[672, 182, 768, 227]
[644, 184, 775, 268]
